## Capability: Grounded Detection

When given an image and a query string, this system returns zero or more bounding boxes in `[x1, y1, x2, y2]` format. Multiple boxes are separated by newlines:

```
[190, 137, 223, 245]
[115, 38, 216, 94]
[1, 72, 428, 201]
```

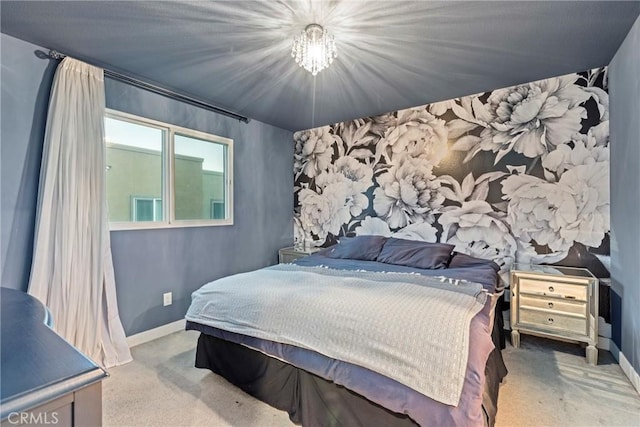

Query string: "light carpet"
[103, 330, 640, 426]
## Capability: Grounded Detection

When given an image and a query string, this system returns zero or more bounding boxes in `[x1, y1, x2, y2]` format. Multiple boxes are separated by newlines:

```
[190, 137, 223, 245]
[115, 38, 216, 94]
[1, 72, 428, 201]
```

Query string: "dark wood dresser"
[1, 287, 108, 426]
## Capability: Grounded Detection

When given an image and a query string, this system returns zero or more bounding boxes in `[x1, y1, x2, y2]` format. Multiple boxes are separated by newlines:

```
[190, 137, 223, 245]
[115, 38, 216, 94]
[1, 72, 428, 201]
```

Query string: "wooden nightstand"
[278, 246, 321, 263]
[510, 263, 598, 365]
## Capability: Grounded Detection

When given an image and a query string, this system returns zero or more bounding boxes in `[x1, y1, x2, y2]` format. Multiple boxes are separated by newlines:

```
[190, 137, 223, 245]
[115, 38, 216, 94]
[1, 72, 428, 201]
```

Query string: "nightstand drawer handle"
[548, 286, 555, 293]
[547, 317, 554, 324]
[548, 302, 554, 309]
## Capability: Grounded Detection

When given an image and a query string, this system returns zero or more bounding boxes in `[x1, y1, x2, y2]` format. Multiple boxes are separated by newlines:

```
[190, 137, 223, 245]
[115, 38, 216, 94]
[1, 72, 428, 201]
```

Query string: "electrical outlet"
[163, 292, 172, 306]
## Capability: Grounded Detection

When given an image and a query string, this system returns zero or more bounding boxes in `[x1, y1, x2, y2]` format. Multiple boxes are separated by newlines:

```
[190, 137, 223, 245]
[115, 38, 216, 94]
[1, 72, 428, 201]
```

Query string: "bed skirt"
[192, 297, 507, 427]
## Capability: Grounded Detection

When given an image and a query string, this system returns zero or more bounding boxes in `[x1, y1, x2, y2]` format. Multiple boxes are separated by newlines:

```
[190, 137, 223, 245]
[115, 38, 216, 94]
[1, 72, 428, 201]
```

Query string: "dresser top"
[0, 288, 107, 419]
[511, 263, 596, 279]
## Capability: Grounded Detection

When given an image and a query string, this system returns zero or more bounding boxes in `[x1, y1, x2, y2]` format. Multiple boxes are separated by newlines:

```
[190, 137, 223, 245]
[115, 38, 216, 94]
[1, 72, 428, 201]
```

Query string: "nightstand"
[278, 246, 321, 263]
[510, 263, 598, 365]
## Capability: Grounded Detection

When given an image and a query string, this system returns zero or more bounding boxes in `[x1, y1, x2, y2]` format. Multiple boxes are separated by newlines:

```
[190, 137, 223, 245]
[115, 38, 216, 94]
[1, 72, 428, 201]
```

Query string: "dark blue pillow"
[325, 235, 388, 261]
[376, 238, 455, 269]
[449, 252, 500, 272]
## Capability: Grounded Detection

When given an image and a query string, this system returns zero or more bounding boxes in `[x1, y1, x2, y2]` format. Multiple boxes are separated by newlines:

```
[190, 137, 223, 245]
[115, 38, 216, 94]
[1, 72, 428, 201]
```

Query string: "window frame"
[106, 109, 234, 230]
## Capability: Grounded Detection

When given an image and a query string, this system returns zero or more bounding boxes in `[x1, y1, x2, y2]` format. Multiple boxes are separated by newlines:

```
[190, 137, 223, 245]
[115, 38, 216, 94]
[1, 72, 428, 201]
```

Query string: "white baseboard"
[609, 340, 640, 395]
[619, 350, 640, 395]
[610, 339, 620, 360]
[126, 319, 186, 348]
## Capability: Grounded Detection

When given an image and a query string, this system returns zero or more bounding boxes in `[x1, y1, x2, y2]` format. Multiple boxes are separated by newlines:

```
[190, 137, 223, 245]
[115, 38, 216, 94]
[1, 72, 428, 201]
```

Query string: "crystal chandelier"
[291, 24, 337, 76]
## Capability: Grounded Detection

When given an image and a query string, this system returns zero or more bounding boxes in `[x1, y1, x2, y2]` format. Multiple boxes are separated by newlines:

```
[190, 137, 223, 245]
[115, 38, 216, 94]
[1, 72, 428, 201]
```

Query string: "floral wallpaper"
[293, 68, 610, 274]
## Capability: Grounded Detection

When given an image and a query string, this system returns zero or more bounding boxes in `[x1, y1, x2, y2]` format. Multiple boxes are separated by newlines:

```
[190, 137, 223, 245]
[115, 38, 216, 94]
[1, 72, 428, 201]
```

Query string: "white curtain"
[28, 57, 132, 368]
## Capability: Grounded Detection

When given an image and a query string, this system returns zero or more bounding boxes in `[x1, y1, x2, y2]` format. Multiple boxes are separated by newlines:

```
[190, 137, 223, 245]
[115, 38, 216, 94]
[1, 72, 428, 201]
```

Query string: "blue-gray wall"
[610, 15, 640, 375]
[1, 34, 56, 293]
[0, 33, 294, 335]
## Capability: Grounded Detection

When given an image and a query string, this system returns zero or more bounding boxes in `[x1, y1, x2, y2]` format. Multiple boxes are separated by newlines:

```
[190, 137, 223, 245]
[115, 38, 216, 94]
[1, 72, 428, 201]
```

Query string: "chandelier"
[291, 24, 337, 76]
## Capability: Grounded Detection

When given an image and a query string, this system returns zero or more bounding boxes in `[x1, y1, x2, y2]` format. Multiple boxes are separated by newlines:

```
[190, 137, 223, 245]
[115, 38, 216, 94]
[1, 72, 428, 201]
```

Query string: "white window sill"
[110, 219, 233, 231]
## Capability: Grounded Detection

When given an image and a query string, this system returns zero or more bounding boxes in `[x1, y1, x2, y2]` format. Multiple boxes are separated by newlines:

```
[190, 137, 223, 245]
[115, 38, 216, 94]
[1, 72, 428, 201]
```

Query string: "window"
[132, 197, 163, 221]
[105, 110, 233, 229]
[210, 200, 225, 220]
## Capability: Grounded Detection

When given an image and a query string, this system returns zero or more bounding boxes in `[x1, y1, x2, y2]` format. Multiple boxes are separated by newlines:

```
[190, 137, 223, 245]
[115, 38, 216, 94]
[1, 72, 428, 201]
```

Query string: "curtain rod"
[46, 50, 250, 124]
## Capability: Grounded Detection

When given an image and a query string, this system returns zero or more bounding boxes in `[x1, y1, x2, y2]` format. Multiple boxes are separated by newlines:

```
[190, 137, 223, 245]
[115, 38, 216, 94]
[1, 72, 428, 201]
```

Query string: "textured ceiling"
[2, 1, 639, 131]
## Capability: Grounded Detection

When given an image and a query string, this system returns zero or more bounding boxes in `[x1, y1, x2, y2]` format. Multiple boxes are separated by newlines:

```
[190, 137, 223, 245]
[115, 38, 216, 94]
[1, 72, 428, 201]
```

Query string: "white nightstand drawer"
[279, 252, 304, 263]
[519, 277, 586, 301]
[278, 246, 321, 263]
[519, 295, 587, 316]
[520, 308, 587, 335]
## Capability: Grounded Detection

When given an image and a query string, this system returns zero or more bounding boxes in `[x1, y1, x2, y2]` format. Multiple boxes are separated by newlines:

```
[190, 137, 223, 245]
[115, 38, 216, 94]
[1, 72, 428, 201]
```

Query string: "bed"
[185, 236, 508, 426]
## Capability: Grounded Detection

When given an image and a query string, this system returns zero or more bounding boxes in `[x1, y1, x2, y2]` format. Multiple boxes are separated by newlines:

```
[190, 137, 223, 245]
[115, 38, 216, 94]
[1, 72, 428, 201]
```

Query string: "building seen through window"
[105, 112, 231, 227]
